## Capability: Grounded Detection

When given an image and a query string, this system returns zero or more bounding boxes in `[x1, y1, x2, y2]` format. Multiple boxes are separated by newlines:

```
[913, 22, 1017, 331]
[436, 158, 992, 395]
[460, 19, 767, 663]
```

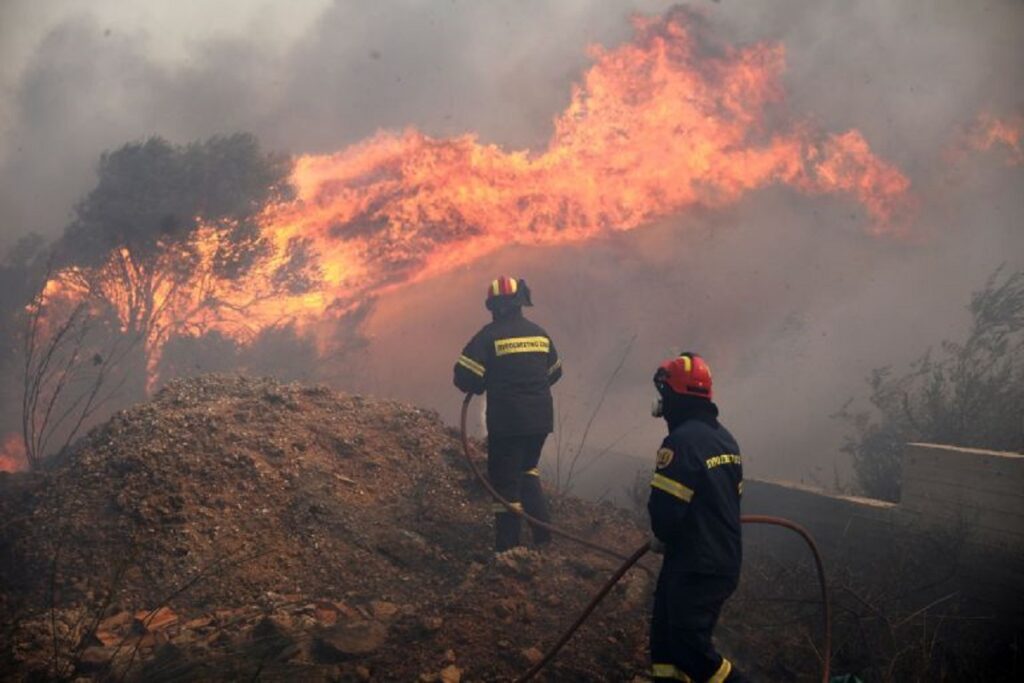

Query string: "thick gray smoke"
[0, 0, 665, 244]
[1, 1, 1021, 491]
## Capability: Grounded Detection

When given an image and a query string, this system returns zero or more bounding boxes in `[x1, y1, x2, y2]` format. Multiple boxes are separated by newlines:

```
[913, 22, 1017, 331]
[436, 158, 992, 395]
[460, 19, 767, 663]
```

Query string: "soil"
[0, 375, 653, 681]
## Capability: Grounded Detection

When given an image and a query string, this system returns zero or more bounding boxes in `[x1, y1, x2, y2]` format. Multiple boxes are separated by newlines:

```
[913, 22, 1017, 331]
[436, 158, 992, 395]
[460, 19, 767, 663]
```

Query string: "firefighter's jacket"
[648, 414, 742, 575]
[453, 312, 562, 437]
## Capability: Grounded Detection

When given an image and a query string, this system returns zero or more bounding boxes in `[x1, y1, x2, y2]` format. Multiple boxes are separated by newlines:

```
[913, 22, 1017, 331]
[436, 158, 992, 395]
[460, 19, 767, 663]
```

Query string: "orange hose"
[740, 515, 831, 683]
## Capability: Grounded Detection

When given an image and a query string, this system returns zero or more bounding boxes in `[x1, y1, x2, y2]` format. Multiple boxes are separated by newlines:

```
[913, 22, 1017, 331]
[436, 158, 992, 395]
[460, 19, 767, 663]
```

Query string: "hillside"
[0, 375, 652, 681]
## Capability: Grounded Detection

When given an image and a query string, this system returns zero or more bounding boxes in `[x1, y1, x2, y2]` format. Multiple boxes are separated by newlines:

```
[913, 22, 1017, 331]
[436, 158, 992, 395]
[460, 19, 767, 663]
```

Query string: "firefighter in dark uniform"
[453, 276, 563, 552]
[647, 352, 749, 683]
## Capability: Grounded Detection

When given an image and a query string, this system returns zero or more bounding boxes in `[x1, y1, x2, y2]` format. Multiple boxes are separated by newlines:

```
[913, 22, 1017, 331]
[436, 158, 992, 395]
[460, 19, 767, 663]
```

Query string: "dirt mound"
[0, 375, 651, 681]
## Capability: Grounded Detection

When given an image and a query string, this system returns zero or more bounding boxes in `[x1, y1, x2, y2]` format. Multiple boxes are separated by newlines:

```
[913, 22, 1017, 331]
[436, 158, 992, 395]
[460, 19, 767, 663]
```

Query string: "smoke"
[1, 1, 1022, 490]
[0, 0, 665, 246]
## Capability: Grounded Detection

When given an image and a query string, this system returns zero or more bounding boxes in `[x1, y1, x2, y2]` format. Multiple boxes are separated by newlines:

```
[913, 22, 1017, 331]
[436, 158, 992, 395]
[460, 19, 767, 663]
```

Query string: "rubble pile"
[0, 375, 650, 681]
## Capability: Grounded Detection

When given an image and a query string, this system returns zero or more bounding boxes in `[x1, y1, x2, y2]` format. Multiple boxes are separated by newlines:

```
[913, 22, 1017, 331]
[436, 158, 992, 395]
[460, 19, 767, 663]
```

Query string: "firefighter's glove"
[649, 537, 666, 554]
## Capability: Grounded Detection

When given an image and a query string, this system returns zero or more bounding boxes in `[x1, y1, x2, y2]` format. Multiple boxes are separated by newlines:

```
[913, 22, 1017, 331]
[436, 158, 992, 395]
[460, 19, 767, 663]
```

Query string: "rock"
[132, 606, 178, 633]
[92, 628, 123, 647]
[439, 664, 462, 683]
[323, 599, 360, 620]
[522, 647, 544, 666]
[314, 620, 388, 661]
[370, 600, 399, 620]
[183, 615, 213, 630]
[98, 610, 132, 632]
[314, 606, 338, 626]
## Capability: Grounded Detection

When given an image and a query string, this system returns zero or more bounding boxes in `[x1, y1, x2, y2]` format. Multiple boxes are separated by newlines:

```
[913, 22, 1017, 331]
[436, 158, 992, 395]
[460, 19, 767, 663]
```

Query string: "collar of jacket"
[664, 395, 719, 431]
[491, 306, 524, 322]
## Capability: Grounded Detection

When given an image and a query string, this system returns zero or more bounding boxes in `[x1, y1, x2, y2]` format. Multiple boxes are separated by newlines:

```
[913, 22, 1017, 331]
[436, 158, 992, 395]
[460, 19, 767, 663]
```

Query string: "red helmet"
[485, 276, 532, 309]
[654, 352, 713, 400]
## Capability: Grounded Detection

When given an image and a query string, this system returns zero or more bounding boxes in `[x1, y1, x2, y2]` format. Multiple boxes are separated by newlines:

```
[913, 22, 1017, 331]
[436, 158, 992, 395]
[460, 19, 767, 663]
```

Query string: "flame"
[0, 433, 26, 473]
[967, 112, 1023, 165]
[36, 9, 912, 388]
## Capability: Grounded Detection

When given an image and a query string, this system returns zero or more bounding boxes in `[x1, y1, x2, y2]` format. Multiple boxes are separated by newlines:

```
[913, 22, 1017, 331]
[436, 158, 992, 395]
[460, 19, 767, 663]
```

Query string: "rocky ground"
[3, 376, 1013, 682]
[0, 375, 656, 681]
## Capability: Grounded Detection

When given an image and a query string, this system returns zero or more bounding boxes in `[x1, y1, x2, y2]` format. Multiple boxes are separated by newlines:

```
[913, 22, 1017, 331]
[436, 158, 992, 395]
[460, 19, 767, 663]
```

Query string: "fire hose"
[459, 393, 832, 682]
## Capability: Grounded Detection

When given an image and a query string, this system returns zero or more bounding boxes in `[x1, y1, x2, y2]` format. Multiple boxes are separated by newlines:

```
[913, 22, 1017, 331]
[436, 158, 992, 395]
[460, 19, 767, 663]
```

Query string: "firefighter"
[453, 276, 562, 552]
[647, 352, 749, 682]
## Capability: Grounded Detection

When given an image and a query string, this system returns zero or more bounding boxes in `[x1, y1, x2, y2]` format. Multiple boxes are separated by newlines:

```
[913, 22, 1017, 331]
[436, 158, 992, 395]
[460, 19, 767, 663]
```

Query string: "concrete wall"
[742, 442, 1024, 621]
[901, 442, 1024, 553]
[742, 480, 898, 560]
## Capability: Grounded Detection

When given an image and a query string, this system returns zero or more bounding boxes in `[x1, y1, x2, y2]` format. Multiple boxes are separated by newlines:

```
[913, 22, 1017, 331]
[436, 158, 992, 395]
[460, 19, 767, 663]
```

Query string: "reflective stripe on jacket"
[453, 311, 561, 436]
[648, 414, 743, 575]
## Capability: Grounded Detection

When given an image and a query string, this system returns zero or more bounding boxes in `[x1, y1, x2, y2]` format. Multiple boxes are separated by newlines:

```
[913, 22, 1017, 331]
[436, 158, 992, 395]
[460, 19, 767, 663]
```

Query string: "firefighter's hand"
[649, 537, 666, 554]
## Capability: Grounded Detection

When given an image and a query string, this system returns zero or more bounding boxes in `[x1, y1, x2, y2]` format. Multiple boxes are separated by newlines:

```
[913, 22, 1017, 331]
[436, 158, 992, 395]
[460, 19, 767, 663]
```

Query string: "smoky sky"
[1, 1, 1022, 489]
[2, 0, 1019, 240]
[0, 0, 664, 243]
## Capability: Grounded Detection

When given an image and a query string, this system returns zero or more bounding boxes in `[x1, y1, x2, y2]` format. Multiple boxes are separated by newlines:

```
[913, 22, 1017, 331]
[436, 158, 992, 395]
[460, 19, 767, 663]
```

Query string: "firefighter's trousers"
[651, 565, 749, 682]
[487, 433, 551, 552]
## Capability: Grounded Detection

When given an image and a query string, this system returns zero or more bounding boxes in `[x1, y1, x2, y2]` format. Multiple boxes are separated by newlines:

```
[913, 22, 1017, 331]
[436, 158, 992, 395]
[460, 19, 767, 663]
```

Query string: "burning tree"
[52, 134, 299, 376]
[838, 266, 1024, 501]
[17, 134, 309, 466]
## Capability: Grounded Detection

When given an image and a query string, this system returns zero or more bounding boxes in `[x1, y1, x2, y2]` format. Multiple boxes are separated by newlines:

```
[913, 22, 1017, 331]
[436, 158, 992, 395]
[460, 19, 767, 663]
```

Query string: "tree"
[838, 266, 1024, 500]
[52, 134, 296, 358]
[17, 133, 305, 467]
